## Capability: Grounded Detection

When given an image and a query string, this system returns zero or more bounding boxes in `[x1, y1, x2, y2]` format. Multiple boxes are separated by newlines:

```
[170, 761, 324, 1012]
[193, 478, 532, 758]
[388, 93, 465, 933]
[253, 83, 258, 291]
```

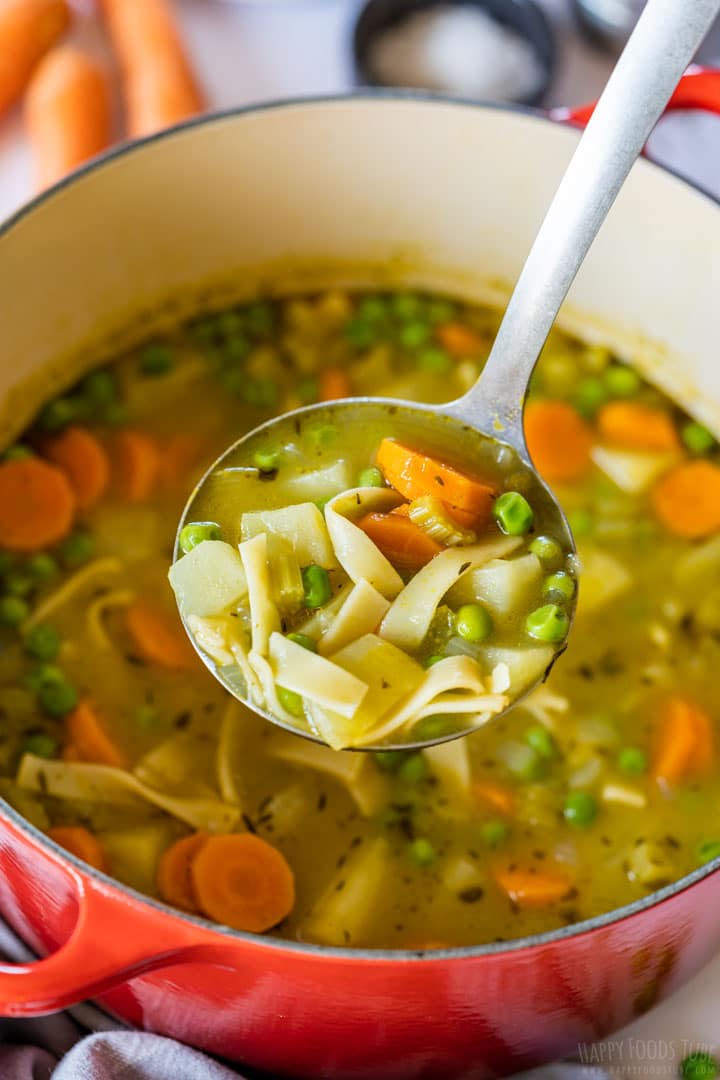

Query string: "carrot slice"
[436, 323, 484, 357]
[113, 430, 161, 503]
[473, 780, 515, 816]
[376, 439, 496, 527]
[494, 867, 572, 907]
[48, 825, 108, 873]
[66, 700, 127, 769]
[357, 511, 442, 571]
[597, 401, 680, 452]
[319, 368, 351, 402]
[524, 401, 593, 484]
[157, 832, 209, 912]
[0, 458, 75, 552]
[44, 426, 110, 509]
[190, 833, 295, 933]
[0, 0, 71, 116]
[25, 46, 112, 190]
[651, 460, 720, 540]
[126, 602, 200, 671]
[159, 433, 203, 493]
[100, 0, 204, 138]
[652, 697, 715, 786]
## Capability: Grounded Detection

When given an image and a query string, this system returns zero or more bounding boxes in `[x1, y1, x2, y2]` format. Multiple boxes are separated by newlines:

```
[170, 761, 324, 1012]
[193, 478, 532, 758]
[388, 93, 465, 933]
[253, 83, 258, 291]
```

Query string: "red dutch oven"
[1, 70, 720, 1080]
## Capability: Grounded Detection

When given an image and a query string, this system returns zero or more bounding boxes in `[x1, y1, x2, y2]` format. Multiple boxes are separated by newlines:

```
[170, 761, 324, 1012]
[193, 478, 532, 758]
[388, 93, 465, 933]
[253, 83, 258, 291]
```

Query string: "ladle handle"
[446, 0, 720, 452]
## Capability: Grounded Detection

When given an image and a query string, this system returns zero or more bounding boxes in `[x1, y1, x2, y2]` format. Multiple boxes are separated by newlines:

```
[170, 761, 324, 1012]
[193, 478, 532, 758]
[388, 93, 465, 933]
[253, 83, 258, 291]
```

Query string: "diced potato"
[442, 855, 485, 894]
[280, 461, 352, 502]
[591, 445, 678, 495]
[169, 540, 248, 618]
[576, 546, 631, 616]
[302, 837, 388, 946]
[241, 503, 337, 569]
[446, 554, 542, 619]
[269, 732, 387, 816]
[479, 645, 554, 695]
[100, 822, 180, 895]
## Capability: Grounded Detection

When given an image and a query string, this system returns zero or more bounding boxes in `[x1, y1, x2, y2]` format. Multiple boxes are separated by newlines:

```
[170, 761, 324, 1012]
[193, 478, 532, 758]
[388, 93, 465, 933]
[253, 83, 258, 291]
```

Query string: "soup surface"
[1, 288, 719, 948]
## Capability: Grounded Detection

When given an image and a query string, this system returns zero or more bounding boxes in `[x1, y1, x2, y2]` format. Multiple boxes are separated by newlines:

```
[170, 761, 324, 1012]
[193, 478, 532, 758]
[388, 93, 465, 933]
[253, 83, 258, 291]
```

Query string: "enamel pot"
[1, 70, 720, 1080]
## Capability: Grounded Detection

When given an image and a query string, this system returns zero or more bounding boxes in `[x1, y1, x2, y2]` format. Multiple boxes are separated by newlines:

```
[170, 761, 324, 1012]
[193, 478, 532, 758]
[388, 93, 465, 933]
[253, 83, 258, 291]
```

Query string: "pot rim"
[2, 89, 719, 963]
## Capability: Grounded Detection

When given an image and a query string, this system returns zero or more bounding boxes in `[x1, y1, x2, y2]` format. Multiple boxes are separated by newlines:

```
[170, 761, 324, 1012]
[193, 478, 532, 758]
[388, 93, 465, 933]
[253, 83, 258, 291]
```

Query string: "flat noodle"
[267, 633, 368, 719]
[24, 558, 123, 631]
[216, 698, 244, 807]
[318, 579, 391, 656]
[86, 588, 136, 650]
[187, 614, 237, 666]
[239, 533, 280, 657]
[17, 754, 240, 832]
[268, 731, 388, 816]
[325, 487, 405, 599]
[248, 650, 306, 724]
[379, 537, 522, 651]
[294, 582, 352, 639]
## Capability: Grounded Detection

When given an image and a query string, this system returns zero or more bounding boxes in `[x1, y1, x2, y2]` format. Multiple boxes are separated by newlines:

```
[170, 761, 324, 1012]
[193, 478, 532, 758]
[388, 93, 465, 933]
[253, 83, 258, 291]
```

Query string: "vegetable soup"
[1, 288, 719, 948]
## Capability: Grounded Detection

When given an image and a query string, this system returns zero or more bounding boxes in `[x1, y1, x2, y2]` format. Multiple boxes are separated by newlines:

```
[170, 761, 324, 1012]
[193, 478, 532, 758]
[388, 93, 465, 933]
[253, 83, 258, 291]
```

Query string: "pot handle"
[552, 65, 720, 128]
[0, 863, 218, 1017]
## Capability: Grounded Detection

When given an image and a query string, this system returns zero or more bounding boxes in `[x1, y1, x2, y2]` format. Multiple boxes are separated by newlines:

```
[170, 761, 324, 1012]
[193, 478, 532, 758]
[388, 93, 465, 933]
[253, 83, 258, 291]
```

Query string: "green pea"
[135, 704, 159, 730]
[59, 531, 95, 569]
[417, 347, 451, 373]
[102, 402, 129, 427]
[697, 839, 720, 865]
[242, 377, 278, 408]
[82, 369, 118, 406]
[529, 535, 563, 566]
[567, 508, 593, 538]
[525, 725, 556, 759]
[493, 491, 534, 536]
[526, 604, 570, 643]
[26, 554, 57, 582]
[297, 377, 319, 404]
[139, 343, 174, 376]
[604, 365, 640, 398]
[574, 376, 608, 417]
[358, 296, 388, 322]
[253, 447, 281, 474]
[455, 604, 493, 643]
[0, 595, 29, 627]
[542, 572, 576, 602]
[681, 1053, 718, 1080]
[5, 573, 33, 598]
[38, 678, 78, 718]
[218, 310, 244, 338]
[411, 714, 456, 741]
[344, 318, 378, 349]
[357, 466, 385, 488]
[682, 421, 715, 455]
[22, 732, 58, 759]
[391, 293, 423, 321]
[374, 750, 406, 772]
[426, 298, 457, 324]
[25, 664, 64, 692]
[302, 565, 332, 609]
[24, 624, 60, 662]
[424, 655, 445, 669]
[617, 746, 647, 775]
[37, 397, 78, 433]
[286, 632, 317, 653]
[3, 444, 34, 462]
[481, 820, 509, 847]
[179, 522, 222, 554]
[563, 791, 597, 827]
[407, 837, 436, 866]
[307, 423, 337, 450]
[223, 335, 250, 363]
[399, 321, 431, 350]
[397, 753, 428, 784]
[244, 301, 274, 337]
[277, 686, 304, 718]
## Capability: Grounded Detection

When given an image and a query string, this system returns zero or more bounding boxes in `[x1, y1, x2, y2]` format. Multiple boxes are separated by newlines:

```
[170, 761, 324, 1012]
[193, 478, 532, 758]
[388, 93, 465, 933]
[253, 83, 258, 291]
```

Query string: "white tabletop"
[1, 1, 719, 1071]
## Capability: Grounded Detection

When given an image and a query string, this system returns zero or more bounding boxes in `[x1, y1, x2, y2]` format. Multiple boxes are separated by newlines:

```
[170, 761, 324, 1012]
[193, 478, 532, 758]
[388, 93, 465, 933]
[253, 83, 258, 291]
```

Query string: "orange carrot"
[100, 0, 204, 138]
[66, 700, 127, 769]
[126, 602, 200, 671]
[190, 833, 295, 933]
[0, 458, 75, 552]
[436, 323, 485, 358]
[25, 46, 112, 190]
[61, 744, 81, 763]
[524, 400, 593, 484]
[597, 401, 680, 452]
[157, 832, 209, 912]
[319, 368, 351, 402]
[113, 430, 161, 503]
[473, 780, 515, 816]
[357, 511, 442, 571]
[494, 867, 572, 907]
[0, 0, 70, 116]
[48, 825, 108, 872]
[159, 433, 203, 493]
[44, 426, 110, 509]
[652, 697, 715, 786]
[651, 460, 720, 540]
[376, 439, 496, 527]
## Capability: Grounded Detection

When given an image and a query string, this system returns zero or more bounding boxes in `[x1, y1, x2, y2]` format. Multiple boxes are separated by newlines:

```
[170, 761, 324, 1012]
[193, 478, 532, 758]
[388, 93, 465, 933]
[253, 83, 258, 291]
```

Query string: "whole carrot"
[25, 45, 112, 189]
[100, 0, 204, 138]
[0, 0, 71, 116]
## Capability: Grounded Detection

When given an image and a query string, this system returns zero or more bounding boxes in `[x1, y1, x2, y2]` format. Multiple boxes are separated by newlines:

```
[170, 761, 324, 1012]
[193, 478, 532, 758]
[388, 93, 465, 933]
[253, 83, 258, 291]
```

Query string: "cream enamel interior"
[1, 97, 720, 438]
